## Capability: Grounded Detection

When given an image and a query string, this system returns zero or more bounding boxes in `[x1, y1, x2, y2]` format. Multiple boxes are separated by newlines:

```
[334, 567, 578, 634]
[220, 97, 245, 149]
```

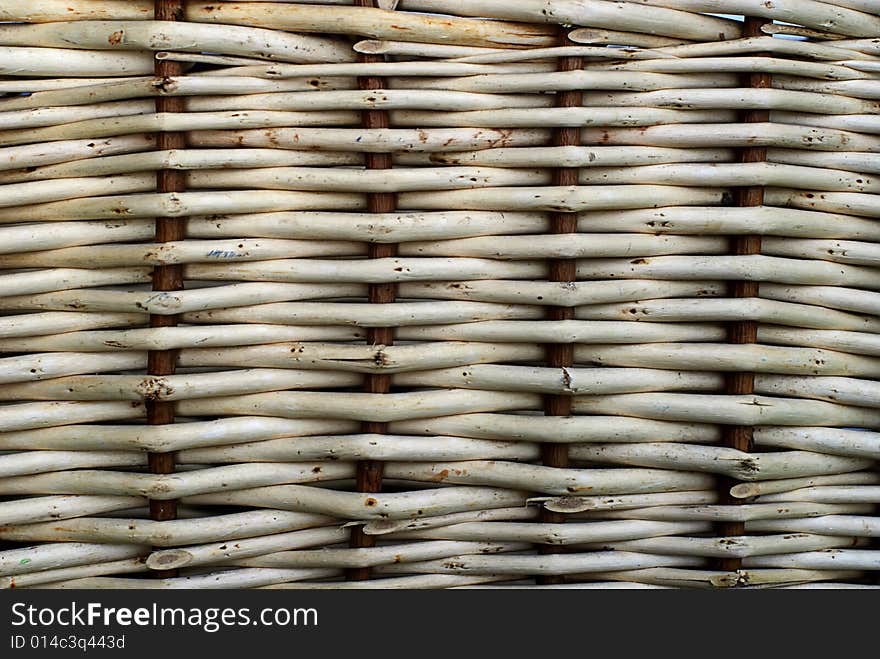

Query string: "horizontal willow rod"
[396, 365, 720, 396]
[391, 520, 710, 545]
[0, 151, 361, 184]
[33, 568, 341, 590]
[0, 510, 334, 547]
[0, 451, 144, 479]
[576, 343, 880, 377]
[185, 484, 530, 520]
[0, 100, 153, 132]
[578, 298, 880, 333]
[756, 375, 880, 409]
[147, 527, 350, 570]
[354, 40, 510, 59]
[579, 123, 880, 151]
[566, 28, 690, 48]
[0, 463, 354, 500]
[263, 575, 514, 590]
[539, 491, 716, 514]
[378, 551, 702, 576]
[0, 369, 362, 401]
[759, 487, 880, 505]
[0, 237, 365, 268]
[148, 526, 352, 571]
[570, 255, 880, 289]
[422, 146, 732, 169]
[179, 434, 538, 464]
[187, 210, 548, 243]
[0, 77, 362, 113]
[0, 325, 363, 352]
[658, 36, 876, 62]
[447, 45, 676, 64]
[0, 495, 144, 526]
[0, 220, 154, 253]
[0, 174, 155, 209]
[381, 461, 714, 496]
[0, 352, 144, 384]
[190, 2, 557, 48]
[0, 417, 357, 453]
[762, 284, 880, 318]
[223, 540, 525, 571]
[362, 507, 538, 537]
[0, 47, 153, 77]
[616, 0, 880, 37]
[177, 390, 539, 423]
[401, 70, 737, 94]
[190, 127, 548, 153]
[755, 428, 880, 461]
[398, 320, 724, 343]
[0, 414, 712, 455]
[0, 401, 143, 433]
[595, 534, 856, 560]
[0, 558, 148, 590]
[0, 542, 146, 578]
[744, 550, 880, 570]
[588, 57, 869, 81]
[392, 412, 718, 444]
[185, 90, 555, 113]
[570, 443, 871, 482]
[749, 516, 880, 538]
[731, 472, 880, 499]
[573, 393, 880, 429]
[0, 21, 353, 63]
[0, 1, 556, 48]
[589, 567, 858, 589]
[398, 0, 740, 41]
[760, 330, 880, 360]
[0, 135, 156, 172]
[0, 190, 365, 223]
[581, 502, 865, 523]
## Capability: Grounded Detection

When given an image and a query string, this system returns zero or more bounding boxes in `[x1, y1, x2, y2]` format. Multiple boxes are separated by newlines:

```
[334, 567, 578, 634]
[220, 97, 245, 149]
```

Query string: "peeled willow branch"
[185, 484, 530, 521]
[222, 540, 525, 571]
[33, 568, 341, 590]
[569, 443, 872, 482]
[1, 558, 148, 590]
[731, 472, 880, 500]
[0, 542, 147, 578]
[377, 551, 702, 576]
[593, 533, 856, 559]
[616, 0, 880, 38]
[0, 47, 153, 77]
[0, 463, 355, 500]
[398, 0, 740, 41]
[0, 21, 354, 64]
[582, 502, 866, 523]
[0, 495, 144, 526]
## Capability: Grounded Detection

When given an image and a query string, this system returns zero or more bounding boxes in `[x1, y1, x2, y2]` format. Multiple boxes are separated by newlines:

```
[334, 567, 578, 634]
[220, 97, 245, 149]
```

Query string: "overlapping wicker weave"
[0, 0, 878, 589]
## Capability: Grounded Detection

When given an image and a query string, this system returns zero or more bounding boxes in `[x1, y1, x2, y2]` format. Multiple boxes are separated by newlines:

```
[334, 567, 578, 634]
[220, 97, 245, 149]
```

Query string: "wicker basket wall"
[0, 0, 878, 590]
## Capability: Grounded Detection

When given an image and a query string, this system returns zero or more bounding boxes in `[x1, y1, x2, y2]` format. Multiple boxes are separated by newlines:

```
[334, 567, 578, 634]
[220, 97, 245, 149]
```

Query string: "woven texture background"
[0, 0, 879, 589]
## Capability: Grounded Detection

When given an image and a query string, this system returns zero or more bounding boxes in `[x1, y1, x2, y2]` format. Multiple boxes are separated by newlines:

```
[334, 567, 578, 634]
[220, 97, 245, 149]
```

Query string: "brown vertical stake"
[716, 16, 772, 573]
[147, 0, 186, 578]
[347, 0, 395, 581]
[537, 29, 584, 586]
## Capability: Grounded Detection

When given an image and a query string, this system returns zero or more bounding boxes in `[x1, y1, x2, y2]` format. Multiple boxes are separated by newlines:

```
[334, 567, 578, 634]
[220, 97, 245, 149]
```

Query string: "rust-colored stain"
[108, 30, 124, 45]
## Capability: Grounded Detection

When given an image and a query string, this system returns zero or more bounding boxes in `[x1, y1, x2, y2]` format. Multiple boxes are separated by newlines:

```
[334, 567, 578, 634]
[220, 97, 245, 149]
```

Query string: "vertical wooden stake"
[347, 0, 395, 581]
[147, 0, 186, 578]
[716, 16, 772, 573]
[537, 29, 584, 586]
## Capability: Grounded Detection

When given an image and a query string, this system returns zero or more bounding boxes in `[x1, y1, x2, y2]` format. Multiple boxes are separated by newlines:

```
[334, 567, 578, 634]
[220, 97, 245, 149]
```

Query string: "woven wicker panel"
[0, 1, 878, 589]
